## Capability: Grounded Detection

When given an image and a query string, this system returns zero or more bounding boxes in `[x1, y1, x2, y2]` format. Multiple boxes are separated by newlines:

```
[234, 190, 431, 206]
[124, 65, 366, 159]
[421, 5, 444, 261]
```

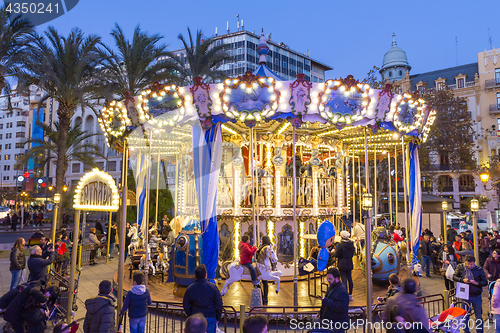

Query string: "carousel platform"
[113, 264, 411, 310]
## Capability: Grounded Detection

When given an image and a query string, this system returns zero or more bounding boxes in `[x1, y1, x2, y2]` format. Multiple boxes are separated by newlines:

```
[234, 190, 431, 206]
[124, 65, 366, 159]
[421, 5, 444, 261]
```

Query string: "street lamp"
[479, 167, 490, 185]
[471, 198, 479, 265]
[51, 193, 61, 245]
[361, 193, 373, 211]
[442, 200, 448, 244]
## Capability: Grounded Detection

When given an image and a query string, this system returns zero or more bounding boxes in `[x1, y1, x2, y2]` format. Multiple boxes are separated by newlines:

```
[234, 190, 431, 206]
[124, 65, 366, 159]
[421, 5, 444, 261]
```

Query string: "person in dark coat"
[83, 280, 115, 333]
[453, 255, 488, 333]
[23, 285, 60, 333]
[119, 273, 152, 333]
[95, 220, 104, 235]
[382, 278, 430, 332]
[330, 231, 355, 300]
[125, 222, 131, 260]
[484, 250, 500, 282]
[27, 245, 56, 282]
[3, 280, 46, 333]
[183, 265, 223, 333]
[11, 213, 18, 231]
[4, 213, 11, 230]
[318, 267, 349, 332]
[10, 238, 26, 290]
[446, 225, 457, 245]
[419, 234, 432, 277]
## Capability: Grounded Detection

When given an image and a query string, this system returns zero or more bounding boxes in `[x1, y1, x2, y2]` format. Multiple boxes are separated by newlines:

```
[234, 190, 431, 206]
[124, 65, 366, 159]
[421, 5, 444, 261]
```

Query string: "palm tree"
[15, 121, 104, 178]
[0, 5, 33, 104]
[97, 23, 179, 101]
[16, 27, 102, 199]
[171, 28, 233, 85]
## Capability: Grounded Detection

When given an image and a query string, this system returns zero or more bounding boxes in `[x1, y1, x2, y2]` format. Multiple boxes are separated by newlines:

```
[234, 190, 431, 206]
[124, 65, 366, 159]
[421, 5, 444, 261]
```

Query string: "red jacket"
[239, 241, 257, 264]
[393, 233, 404, 242]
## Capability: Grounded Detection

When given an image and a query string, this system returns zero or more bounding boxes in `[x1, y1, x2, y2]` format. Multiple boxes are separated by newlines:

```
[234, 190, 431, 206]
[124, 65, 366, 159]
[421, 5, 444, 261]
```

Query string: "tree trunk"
[54, 107, 73, 230]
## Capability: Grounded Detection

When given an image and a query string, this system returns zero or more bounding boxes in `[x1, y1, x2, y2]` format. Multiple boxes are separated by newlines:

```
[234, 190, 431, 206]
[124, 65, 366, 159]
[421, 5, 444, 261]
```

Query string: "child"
[378, 273, 401, 302]
[120, 273, 152, 333]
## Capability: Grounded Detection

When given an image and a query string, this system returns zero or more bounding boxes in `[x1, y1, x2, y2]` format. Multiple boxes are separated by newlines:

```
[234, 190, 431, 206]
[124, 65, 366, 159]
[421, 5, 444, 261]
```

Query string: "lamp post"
[51, 193, 61, 244]
[471, 198, 479, 265]
[442, 200, 448, 244]
[361, 192, 373, 329]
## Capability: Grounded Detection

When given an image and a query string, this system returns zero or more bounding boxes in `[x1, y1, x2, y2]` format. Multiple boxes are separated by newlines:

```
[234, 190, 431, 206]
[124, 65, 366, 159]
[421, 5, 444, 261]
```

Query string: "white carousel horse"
[155, 246, 170, 274]
[139, 244, 156, 276]
[128, 225, 139, 256]
[221, 245, 282, 296]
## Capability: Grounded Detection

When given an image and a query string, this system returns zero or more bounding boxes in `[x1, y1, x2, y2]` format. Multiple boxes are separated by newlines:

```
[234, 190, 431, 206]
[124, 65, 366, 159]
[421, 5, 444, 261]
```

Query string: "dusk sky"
[38, 0, 500, 81]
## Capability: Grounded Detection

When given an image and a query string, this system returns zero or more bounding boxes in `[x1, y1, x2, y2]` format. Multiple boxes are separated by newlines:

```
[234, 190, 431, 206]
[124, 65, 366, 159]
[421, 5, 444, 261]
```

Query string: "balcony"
[490, 104, 500, 114]
[485, 79, 500, 88]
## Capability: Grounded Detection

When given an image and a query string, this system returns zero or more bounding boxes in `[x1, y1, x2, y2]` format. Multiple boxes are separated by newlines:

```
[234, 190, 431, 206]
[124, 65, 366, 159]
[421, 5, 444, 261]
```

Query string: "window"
[6, 133, 11, 139]
[388, 71, 393, 77]
[6, 122, 12, 128]
[16, 132, 25, 138]
[71, 163, 80, 173]
[4, 154, 10, 160]
[96, 162, 104, 170]
[2, 176, 8, 181]
[438, 175, 453, 191]
[5, 144, 11, 149]
[0, 124, 3, 129]
[108, 161, 117, 171]
[497, 92, 500, 109]
[459, 174, 475, 192]
[15, 143, 23, 149]
[399, 70, 403, 76]
[457, 78, 464, 88]
[3, 165, 9, 171]
[319, 79, 323, 83]
[16, 121, 25, 127]
[417, 85, 424, 93]
[313, 77, 318, 82]
[496, 68, 500, 84]
[437, 82, 445, 91]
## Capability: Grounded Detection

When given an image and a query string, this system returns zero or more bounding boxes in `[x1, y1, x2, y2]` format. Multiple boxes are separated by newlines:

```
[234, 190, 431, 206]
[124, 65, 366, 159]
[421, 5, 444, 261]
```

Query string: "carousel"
[100, 32, 435, 310]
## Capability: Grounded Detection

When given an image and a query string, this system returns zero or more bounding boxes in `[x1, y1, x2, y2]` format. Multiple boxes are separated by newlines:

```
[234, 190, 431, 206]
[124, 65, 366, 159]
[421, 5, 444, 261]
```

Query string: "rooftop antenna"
[215, 27, 217, 36]
[236, 14, 239, 31]
[455, 36, 458, 66]
[489, 28, 493, 50]
[227, 21, 229, 33]
[241, 19, 244, 31]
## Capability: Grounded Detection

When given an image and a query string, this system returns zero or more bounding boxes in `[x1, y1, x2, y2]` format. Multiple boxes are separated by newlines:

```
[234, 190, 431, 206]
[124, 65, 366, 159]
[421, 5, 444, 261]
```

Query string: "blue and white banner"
[192, 122, 223, 281]
[407, 142, 422, 268]
[135, 152, 150, 237]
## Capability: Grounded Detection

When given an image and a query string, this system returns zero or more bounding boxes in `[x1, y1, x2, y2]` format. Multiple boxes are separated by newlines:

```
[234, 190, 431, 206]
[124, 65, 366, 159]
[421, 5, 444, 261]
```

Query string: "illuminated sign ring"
[73, 168, 120, 212]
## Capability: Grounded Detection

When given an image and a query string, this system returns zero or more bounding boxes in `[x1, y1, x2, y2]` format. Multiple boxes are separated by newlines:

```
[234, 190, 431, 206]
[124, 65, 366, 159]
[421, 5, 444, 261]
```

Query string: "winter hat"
[340, 231, 350, 239]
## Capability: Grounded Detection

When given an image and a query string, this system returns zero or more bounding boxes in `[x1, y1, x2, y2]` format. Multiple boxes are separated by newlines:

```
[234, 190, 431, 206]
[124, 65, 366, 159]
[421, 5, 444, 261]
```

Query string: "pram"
[429, 301, 470, 333]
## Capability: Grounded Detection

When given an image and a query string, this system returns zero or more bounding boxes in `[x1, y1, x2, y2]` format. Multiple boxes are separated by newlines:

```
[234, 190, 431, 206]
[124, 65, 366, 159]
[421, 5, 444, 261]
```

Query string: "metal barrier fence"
[114, 293, 444, 333]
[119, 302, 239, 333]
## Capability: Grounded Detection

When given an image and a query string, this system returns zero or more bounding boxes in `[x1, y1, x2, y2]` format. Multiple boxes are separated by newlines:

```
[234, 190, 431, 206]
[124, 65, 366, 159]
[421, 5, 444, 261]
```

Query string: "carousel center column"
[272, 134, 285, 216]
[336, 143, 344, 216]
[231, 135, 244, 216]
[310, 136, 322, 216]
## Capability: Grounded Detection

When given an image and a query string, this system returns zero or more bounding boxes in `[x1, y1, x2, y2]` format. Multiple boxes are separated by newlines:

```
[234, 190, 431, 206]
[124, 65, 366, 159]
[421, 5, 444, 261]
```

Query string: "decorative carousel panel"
[277, 224, 294, 264]
[136, 82, 186, 125]
[392, 92, 426, 134]
[289, 73, 312, 116]
[190, 77, 213, 123]
[219, 71, 281, 123]
[317, 75, 372, 125]
[421, 109, 436, 142]
[375, 85, 396, 122]
[98, 100, 130, 140]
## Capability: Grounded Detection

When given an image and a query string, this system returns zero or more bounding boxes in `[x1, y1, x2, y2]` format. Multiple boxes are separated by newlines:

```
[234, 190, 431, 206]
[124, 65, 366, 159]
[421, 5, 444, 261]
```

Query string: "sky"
[36, 0, 500, 81]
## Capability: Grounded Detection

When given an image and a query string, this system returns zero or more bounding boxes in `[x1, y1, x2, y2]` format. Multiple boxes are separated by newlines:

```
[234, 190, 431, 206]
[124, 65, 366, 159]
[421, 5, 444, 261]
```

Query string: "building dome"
[380, 33, 411, 82]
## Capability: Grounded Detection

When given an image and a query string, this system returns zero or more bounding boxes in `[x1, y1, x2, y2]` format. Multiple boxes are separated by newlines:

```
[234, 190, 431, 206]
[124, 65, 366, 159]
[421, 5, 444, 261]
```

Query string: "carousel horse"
[155, 246, 169, 274]
[128, 224, 139, 256]
[221, 245, 281, 296]
[139, 244, 156, 276]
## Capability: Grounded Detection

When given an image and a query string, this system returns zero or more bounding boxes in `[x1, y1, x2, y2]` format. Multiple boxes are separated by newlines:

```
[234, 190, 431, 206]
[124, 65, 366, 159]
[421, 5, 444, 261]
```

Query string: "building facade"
[165, 30, 332, 82]
[384, 40, 500, 218]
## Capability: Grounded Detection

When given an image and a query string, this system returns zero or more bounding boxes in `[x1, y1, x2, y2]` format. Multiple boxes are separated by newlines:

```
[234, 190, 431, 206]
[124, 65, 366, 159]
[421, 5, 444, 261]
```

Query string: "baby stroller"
[428, 301, 470, 333]
[487, 280, 496, 320]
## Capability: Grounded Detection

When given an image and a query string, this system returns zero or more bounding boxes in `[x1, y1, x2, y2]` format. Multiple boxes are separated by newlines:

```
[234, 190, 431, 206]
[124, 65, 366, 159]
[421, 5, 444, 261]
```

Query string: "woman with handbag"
[89, 228, 100, 265]
[480, 231, 491, 266]
[9, 238, 26, 290]
[439, 244, 457, 290]
[484, 250, 500, 282]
